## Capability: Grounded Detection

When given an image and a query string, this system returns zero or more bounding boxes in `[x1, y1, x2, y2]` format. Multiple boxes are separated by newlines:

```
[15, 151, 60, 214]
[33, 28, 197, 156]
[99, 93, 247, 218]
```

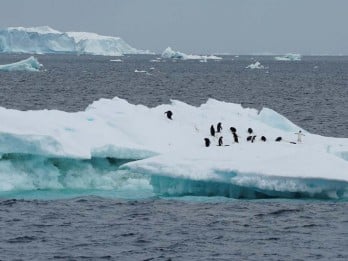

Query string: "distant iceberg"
[0, 26, 150, 56]
[0, 56, 43, 72]
[161, 47, 222, 60]
[246, 61, 265, 69]
[275, 53, 302, 61]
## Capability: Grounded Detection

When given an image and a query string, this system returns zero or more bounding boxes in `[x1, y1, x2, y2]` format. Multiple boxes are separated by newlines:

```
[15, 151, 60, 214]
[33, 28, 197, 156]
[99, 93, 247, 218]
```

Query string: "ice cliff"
[0, 26, 149, 56]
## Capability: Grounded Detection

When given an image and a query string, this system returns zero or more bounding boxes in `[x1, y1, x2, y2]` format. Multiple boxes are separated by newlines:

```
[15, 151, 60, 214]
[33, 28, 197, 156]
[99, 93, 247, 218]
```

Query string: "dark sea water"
[0, 54, 347, 260]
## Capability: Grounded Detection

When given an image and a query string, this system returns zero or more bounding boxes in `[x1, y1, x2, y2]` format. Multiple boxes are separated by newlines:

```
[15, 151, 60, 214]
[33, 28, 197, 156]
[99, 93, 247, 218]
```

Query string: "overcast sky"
[1, 0, 347, 55]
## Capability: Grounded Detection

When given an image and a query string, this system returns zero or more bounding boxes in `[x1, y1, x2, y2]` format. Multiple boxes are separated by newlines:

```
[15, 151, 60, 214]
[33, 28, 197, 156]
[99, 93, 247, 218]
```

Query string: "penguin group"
[203, 123, 284, 147]
[163, 110, 302, 147]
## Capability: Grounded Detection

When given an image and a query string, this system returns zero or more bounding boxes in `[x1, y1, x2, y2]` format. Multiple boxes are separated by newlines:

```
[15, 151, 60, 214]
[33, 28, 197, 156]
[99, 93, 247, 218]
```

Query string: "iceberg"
[0, 97, 347, 199]
[246, 61, 265, 69]
[275, 53, 302, 61]
[0, 26, 149, 56]
[0, 56, 42, 72]
[161, 47, 222, 60]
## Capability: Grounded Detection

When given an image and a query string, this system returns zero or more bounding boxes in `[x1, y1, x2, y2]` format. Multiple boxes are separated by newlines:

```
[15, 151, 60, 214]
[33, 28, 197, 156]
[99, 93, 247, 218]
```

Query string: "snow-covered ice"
[0, 56, 43, 72]
[0, 97, 347, 199]
[0, 26, 150, 56]
[161, 47, 222, 61]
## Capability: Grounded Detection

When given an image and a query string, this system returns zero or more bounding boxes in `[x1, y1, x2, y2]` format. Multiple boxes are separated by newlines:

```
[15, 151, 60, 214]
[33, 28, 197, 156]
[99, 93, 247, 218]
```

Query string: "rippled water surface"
[1, 198, 347, 261]
[0, 54, 347, 260]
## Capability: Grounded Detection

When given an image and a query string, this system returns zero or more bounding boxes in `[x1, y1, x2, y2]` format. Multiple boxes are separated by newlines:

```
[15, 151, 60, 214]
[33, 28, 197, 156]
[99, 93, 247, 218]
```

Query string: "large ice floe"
[0, 97, 347, 199]
[275, 53, 302, 61]
[0, 56, 43, 72]
[0, 26, 149, 56]
[161, 47, 222, 60]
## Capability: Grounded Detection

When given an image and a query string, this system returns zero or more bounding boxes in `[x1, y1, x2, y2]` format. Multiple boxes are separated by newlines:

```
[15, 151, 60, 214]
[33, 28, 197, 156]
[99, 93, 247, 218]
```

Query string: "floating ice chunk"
[0, 97, 347, 199]
[246, 61, 265, 69]
[275, 53, 302, 61]
[161, 47, 222, 60]
[0, 56, 43, 72]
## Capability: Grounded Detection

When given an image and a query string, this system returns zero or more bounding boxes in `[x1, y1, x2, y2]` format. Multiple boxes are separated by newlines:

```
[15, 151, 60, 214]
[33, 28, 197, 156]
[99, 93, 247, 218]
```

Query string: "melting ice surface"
[0, 56, 42, 72]
[0, 97, 347, 200]
[275, 53, 302, 61]
[0, 26, 150, 56]
[161, 47, 222, 61]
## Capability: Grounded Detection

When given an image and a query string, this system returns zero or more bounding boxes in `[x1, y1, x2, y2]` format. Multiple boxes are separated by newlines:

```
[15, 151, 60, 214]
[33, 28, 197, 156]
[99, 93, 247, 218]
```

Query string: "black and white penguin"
[275, 137, 282, 142]
[248, 128, 253, 135]
[204, 138, 211, 147]
[218, 136, 223, 146]
[233, 132, 239, 143]
[164, 110, 173, 120]
[230, 127, 237, 133]
[260, 136, 267, 142]
[251, 135, 257, 143]
[217, 122, 222, 133]
[210, 125, 216, 137]
[246, 136, 252, 142]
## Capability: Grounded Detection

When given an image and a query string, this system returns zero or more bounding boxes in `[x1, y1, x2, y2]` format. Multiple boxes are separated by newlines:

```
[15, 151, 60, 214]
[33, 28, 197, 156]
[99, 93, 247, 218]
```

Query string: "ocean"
[0, 54, 347, 260]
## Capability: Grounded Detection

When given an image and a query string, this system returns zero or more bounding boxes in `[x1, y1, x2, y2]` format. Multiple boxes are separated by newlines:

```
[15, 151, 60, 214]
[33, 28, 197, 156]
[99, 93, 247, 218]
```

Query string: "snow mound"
[0, 26, 149, 56]
[0, 56, 43, 72]
[161, 47, 222, 60]
[275, 53, 302, 61]
[246, 61, 265, 69]
[0, 97, 347, 199]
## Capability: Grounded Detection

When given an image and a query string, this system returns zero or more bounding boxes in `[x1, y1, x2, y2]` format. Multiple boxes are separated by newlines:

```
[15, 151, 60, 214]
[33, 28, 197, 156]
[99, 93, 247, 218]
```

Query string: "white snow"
[246, 61, 265, 69]
[0, 97, 347, 197]
[0, 26, 150, 56]
[0, 56, 43, 72]
[161, 47, 222, 61]
[275, 53, 302, 61]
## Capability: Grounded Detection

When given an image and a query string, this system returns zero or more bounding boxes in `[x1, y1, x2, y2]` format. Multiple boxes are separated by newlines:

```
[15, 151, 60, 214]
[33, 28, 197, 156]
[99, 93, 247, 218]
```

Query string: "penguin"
[295, 130, 305, 143]
[275, 137, 282, 142]
[217, 122, 222, 133]
[248, 128, 253, 135]
[233, 132, 239, 143]
[230, 127, 237, 133]
[204, 138, 211, 147]
[218, 136, 223, 146]
[164, 110, 173, 120]
[261, 136, 267, 142]
[246, 136, 252, 142]
[251, 135, 257, 143]
[210, 125, 216, 137]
